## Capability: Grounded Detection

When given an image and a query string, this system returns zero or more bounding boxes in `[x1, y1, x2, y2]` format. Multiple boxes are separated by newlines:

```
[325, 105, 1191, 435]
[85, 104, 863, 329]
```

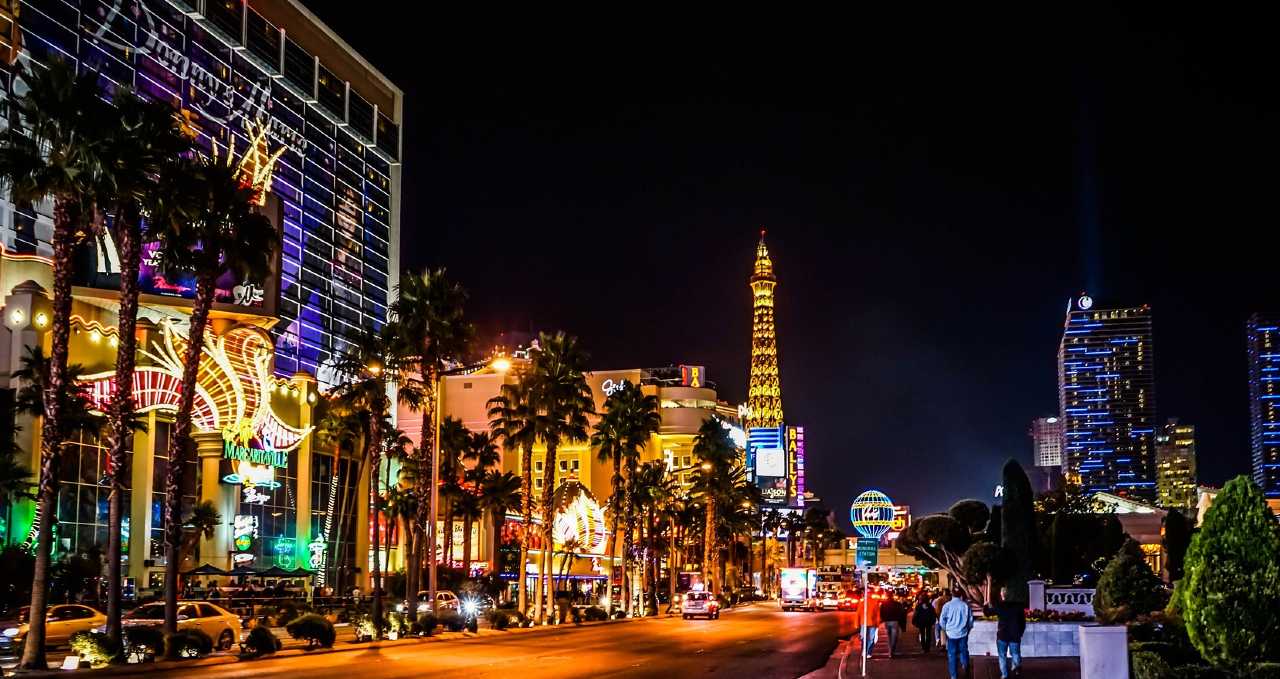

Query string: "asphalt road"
[153, 605, 858, 679]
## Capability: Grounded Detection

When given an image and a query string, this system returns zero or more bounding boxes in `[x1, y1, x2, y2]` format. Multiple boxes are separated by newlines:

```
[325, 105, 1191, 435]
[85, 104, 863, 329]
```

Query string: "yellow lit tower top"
[747, 229, 783, 429]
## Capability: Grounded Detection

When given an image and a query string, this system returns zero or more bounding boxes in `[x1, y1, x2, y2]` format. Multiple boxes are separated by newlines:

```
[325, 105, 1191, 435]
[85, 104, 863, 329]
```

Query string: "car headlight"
[462, 600, 478, 616]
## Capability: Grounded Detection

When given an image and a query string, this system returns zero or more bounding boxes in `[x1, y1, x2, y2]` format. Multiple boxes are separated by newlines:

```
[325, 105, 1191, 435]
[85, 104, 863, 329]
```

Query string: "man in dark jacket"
[912, 594, 937, 652]
[879, 594, 908, 658]
[983, 588, 1027, 679]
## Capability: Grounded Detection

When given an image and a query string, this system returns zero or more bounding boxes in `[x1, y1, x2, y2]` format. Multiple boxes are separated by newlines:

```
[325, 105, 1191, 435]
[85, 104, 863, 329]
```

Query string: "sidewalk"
[805, 623, 1081, 679]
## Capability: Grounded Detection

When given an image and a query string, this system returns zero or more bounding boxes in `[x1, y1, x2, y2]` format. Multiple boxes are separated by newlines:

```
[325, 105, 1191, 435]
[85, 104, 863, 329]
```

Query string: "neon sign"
[233, 515, 259, 555]
[223, 440, 287, 468]
[274, 538, 295, 569]
[309, 536, 327, 571]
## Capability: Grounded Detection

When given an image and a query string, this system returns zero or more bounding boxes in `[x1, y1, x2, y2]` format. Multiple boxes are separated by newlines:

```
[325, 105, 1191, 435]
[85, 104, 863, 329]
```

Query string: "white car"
[416, 590, 460, 614]
[1, 604, 107, 652]
[681, 591, 720, 620]
[817, 591, 841, 610]
[116, 602, 241, 650]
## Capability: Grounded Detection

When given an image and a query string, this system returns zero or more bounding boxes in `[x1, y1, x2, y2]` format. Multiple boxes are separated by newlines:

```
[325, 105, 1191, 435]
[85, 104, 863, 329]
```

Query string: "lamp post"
[427, 356, 510, 613]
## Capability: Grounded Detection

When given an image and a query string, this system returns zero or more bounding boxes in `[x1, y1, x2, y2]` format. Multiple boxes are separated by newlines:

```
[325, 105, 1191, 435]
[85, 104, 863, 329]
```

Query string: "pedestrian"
[863, 588, 883, 658]
[912, 593, 937, 653]
[206, 581, 222, 600]
[984, 587, 1026, 679]
[932, 588, 950, 645]
[938, 588, 974, 679]
[880, 593, 907, 658]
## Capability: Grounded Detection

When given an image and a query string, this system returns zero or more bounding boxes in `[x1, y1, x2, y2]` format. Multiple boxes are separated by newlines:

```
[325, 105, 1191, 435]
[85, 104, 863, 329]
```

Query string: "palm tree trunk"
[462, 510, 473, 576]
[19, 202, 77, 670]
[443, 496, 454, 567]
[538, 443, 557, 624]
[368, 413, 384, 639]
[605, 458, 621, 615]
[703, 495, 717, 596]
[668, 518, 677, 613]
[412, 370, 436, 607]
[104, 213, 140, 646]
[162, 268, 215, 636]
[623, 468, 635, 615]
[518, 442, 533, 616]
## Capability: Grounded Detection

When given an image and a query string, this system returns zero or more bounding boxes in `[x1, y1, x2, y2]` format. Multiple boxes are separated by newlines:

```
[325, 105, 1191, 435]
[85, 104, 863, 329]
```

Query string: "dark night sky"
[303, 5, 1277, 527]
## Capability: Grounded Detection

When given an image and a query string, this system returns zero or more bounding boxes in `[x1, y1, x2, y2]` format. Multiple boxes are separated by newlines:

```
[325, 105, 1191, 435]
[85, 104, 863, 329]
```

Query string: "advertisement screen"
[750, 426, 788, 504]
[781, 568, 809, 599]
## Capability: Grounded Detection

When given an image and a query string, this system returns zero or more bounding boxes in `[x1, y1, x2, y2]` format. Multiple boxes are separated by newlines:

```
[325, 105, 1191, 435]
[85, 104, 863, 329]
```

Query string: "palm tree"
[761, 509, 785, 596]
[459, 431, 498, 576]
[526, 332, 593, 624]
[95, 87, 190, 646]
[478, 470, 522, 585]
[630, 460, 674, 615]
[691, 417, 738, 596]
[390, 268, 473, 599]
[487, 380, 543, 615]
[437, 417, 470, 568]
[177, 501, 221, 568]
[0, 61, 112, 670]
[313, 408, 361, 588]
[590, 380, 658, 615]
[147, 150, 278, 634]
[328, 324, 423, 639]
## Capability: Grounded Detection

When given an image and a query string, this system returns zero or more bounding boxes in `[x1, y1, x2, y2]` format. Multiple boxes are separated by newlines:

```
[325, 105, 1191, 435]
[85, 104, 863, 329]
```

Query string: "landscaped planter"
[968, 620, 1083, 657]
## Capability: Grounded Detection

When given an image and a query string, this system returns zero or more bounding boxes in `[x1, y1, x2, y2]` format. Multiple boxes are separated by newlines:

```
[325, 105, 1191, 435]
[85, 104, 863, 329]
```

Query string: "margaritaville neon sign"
[223, 440, 287, 469]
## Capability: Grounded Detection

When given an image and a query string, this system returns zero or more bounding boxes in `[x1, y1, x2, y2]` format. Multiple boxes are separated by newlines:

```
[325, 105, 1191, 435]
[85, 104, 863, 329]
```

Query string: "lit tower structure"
[1247, 312, 1280, 497]
[747, 230, 784, 429]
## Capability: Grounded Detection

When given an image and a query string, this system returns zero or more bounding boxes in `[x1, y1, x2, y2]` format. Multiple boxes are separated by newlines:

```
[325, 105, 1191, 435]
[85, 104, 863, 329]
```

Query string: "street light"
[427, 355, 516, 612]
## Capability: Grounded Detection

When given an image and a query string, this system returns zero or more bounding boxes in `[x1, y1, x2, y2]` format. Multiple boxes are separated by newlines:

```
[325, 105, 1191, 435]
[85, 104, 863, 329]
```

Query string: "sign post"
[850, 490, 895, 677]
[856, 538, 878, 677]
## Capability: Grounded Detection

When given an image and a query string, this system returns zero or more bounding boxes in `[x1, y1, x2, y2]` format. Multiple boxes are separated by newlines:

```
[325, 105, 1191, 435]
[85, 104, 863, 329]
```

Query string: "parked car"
[111, 602, 241, 650]
[416, 590, 460, 614]
[1, 604, 107, 654]
[681, 591, 720, 620]
[836, 592, 861, 613]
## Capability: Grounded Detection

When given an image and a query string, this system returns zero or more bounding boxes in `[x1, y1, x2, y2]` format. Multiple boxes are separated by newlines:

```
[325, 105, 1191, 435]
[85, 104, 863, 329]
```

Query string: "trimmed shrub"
[123, 626, 165, 661]
[1096, 540, 1168, 624]
[165, 629, 214, 660]
[1000, 458, 1037, 604]
[69, 631, 119, 668]
[286, 613, 337, 649]
[1250, 663, 1280, 679]
[1131, 650, 1175, 679]
[583, 606, 608, 622]
[438, 609, 464, 632]
[241, 626, 281, 658]
[387, 611, 411, 637]
[273, 601, 302, 627]
[1182, 476, 1280, 669]
[413, 612, 438, 636]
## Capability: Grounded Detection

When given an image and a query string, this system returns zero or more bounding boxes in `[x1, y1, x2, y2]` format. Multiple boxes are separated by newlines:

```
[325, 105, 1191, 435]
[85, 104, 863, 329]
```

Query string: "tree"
[1181, 476, 1280, 669]
[437, 417, 470, 568]
[95, 87, 190, 648]
[590, 380, 659, 614]
[949, 499, 991, 535]
[1094, 539, 1166, 624]
[478, 470, 522, 582]
[962, 542, 1014, 599]
[389, 268, 472, 600]
[897, 514, 980, 600]
[525, 332, 593, 623]
[177, 501, 222, 569]
[1000, 459, 1037, 603]
[1162, 508, 1193, 583]
[692, 417, 738, 596]
[487, 380, 543, 615]
[0, 61, 111, 670]
[313, 408, 361, 588]
[148, 151, 278, 634]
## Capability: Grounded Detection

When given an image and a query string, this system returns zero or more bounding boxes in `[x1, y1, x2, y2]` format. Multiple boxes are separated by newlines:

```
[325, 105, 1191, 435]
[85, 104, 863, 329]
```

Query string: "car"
[114, 602, 241, 651]
[1, 604, 107, 654]
[836, 593, 861, 613]
[817, 590, 841, 610]
[415, 590, 460, 614]
[681, 591, 720, 620]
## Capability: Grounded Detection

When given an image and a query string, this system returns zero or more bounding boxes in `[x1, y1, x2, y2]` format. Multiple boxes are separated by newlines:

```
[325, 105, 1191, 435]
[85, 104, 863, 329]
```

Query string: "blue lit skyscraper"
[1057, 294, 1157, 500]
[1247, 313, 1280, 498]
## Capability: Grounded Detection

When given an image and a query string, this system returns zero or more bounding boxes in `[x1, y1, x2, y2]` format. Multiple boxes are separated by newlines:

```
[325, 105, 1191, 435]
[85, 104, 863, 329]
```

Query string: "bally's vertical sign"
[750, 426, 788, 505]
[787, 426, 806, 507]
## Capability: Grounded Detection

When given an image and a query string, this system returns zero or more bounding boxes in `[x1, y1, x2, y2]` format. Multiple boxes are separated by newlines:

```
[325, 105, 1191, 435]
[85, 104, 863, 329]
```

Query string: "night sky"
[304, 5, 1277, 527]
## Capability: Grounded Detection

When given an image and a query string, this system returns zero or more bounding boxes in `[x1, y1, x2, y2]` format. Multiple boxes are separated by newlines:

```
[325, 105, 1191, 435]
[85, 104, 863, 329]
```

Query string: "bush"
[583, 606, 608, 622]
[274, 601, 302, 627]
[413, 612, 438, 636]
[1182, 476, 1280, 669]
[123, 626, 165, 661]
[286, 613, 337, 649]
[69, 631, 119, 668]
[1250, 663, 1280, 679]
[1096, 540, 1168, 624]
[241, 626, 281, 658]
[1132, 650, 1176, 679]
[387, 611, 411, 637]
[488, 609, 528, 630]
[165, 629, 214, 660]
[437, 609, 465, 632]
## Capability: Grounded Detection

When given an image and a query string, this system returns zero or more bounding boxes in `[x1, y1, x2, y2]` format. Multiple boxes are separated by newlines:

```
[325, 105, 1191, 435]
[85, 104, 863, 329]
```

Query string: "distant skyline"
[303, 2, 1279, 524]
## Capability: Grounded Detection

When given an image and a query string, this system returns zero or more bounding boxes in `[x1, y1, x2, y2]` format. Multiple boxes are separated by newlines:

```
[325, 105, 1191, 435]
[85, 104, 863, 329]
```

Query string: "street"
[143, 605, 856, 679]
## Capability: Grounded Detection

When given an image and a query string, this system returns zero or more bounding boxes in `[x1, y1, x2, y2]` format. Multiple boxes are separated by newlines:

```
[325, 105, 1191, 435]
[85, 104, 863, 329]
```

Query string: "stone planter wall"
[968, 620, 1083, 658]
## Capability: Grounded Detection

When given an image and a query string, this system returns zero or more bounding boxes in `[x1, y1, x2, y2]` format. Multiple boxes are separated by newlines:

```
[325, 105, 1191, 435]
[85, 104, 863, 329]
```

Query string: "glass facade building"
[1030, 415, 1064, 469]
[1057, 294, 1157, 500]
[1248, 313, 1280, 497]
[1, 0, 402, 385]
[1154, 418, 1196, 510]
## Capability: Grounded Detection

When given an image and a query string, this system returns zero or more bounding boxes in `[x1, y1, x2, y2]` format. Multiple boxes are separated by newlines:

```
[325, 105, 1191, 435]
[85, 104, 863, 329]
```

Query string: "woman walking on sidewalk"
[912, 593, 937, 653]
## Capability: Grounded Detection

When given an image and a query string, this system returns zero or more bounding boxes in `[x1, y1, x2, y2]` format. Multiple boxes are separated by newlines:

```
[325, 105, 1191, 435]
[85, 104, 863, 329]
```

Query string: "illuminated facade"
[1, 0, 403, 385]
[1057, 294, 1157, 500]
[746, 232, 783, 429]
[1030, 416, 1065, 468]
[1247, 313, 1280, 497]
[1154, 418, 1197, 510]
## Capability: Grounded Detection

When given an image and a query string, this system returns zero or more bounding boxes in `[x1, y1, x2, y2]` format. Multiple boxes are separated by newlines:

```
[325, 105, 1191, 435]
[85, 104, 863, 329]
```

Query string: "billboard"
[880, 505, 912, 547]
[679, 365, 706, 387]
[787, 426, 805, 507]
[750, 426, 788, 504]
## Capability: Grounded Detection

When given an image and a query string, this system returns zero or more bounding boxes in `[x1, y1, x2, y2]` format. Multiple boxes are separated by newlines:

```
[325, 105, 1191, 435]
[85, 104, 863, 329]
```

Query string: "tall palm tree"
[95, 87, 190, 646]
[459, 431, 499, 576]
[328, 324, 423, 639]
[590, 380, 658, 614]
[630, 460, 674, 615]
[176, 501, 221, 568]
[478, 470, 522, 584]
[691, 417, 738, 596]
[313, 408, 361, 588]
[147, 151, 278, 634]
[761, 509, 785, 596]
[0, 61, 111, 670]
[487, 380, 543, 614]
[526, 332, 593, 624]
[390, 269, 473, 599]
[437, 417, 470, 568]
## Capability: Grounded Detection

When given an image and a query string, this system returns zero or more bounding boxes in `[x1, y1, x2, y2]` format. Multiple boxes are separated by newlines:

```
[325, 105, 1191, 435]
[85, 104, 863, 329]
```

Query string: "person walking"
[984, 588, 1026, 679]
[912, 593, 937, 653]
[938, 588, 974, 679]
[880, 594, 907, 658]
[932, 588, 950, 645]
[863, 588, 883, 658]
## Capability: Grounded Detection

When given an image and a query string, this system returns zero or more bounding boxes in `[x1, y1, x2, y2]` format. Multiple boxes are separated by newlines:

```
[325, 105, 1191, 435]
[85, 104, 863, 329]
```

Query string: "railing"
[1044, 588, 1096, 616]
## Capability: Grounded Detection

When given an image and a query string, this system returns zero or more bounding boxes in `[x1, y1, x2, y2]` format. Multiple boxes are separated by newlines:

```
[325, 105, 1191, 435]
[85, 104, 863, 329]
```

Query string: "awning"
[183, 563, 228, 576]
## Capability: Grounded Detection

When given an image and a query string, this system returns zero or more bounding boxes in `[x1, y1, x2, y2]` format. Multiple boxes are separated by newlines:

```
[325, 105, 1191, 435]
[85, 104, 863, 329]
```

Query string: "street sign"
[855, 537, 878, 568]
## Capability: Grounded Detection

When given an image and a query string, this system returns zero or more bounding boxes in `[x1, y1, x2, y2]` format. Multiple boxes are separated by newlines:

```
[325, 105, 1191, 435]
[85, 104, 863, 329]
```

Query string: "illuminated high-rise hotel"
[746, 231, 783, 429]
[1248, 313, 1280, 497]
[1058, 294, 1157, 500]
